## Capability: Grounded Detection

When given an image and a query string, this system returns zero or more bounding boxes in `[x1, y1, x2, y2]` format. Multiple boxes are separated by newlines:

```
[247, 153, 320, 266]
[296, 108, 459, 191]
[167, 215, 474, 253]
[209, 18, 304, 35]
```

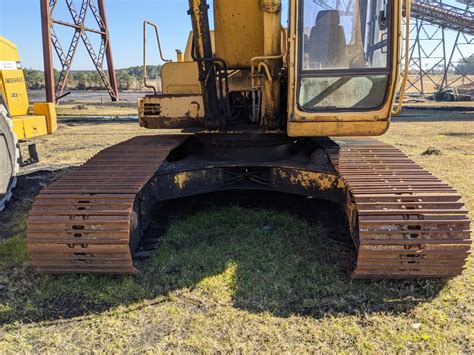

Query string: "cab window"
[298, 0, 391, 111]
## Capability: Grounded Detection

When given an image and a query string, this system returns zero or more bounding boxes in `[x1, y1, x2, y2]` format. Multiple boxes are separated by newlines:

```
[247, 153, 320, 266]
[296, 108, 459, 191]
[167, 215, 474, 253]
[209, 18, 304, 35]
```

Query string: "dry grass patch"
[56, 102, 137, 117]
[0, 115, 472, 352]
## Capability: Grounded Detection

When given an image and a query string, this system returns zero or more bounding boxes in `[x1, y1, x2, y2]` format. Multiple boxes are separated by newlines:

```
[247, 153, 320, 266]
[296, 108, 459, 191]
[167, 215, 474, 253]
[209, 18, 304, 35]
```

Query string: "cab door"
[287, 0, 403, 137]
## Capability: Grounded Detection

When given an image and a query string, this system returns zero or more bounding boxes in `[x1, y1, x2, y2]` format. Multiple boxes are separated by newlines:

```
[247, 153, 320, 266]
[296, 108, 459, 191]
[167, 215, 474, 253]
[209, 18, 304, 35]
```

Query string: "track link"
[27, 135, 186, 274]
[27, 135, 471, 278]
[329, 139, 472, 278]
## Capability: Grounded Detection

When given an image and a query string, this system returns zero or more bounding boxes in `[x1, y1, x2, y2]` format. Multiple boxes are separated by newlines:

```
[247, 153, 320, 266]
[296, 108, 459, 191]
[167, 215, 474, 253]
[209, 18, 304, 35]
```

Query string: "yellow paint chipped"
[290, 171, 340, 191]
[174, 172, 192, 190]
[276, 168, 345, 191]
[337, 178, 347, 189]
[277, 169, 288, 179]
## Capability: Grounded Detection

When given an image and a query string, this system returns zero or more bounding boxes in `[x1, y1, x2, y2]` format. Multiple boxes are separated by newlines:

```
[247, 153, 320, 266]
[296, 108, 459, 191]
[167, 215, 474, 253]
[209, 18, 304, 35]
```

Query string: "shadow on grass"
[0, 178, 447, 325]
[58, 117, 138, 125]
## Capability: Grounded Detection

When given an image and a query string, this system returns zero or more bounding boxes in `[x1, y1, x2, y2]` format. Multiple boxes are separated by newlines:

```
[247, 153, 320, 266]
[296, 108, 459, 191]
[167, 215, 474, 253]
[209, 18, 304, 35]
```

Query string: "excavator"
[27, 0, 471, 278]
[1, 36, 57, 211]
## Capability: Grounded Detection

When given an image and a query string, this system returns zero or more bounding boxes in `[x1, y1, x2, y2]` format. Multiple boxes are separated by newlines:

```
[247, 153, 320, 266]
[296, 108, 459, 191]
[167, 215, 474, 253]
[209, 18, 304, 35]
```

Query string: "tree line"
[23, 65, 161, 91]
[23, 56, 473, 92]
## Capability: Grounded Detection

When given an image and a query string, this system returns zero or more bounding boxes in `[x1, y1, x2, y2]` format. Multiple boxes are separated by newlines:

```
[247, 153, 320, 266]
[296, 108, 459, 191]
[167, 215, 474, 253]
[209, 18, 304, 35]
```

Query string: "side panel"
[12, 116, 49, 140]
[0, 69, 29, 117]
[161, 62, 201, 95]
[288, 120, 389, 137]
[139, 95, 205, 129]
[0, 36, 30, 117]
[33, 102, 58, 134]
[1, 36, 56, 140]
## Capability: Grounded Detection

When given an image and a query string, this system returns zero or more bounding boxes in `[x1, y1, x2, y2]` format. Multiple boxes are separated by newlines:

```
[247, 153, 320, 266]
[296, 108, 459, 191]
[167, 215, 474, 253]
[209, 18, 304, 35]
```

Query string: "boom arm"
[188, 0, 226, 130]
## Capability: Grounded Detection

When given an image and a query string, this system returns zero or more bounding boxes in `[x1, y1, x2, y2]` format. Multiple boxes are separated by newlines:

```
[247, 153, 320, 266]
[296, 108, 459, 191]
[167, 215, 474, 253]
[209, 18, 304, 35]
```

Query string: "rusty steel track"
[27, 135, 186, 274]
[27, 135, 471, 278]
[329, 139, 472, 278]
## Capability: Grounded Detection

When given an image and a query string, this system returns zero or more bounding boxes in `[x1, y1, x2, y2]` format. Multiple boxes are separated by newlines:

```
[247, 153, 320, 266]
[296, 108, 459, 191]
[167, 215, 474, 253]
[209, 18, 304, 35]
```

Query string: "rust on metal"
[27, 135, 471, 278]
[41, 0, 119, 102]
[27, 135, 186, 274]
[328, 139, 472, 278]
[40, 0, 55, 103]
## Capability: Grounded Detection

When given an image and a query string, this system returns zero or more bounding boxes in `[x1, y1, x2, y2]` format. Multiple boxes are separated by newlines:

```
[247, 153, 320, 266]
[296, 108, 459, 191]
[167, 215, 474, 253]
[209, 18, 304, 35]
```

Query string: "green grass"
[0, 118, 473, 352]
[0, 206, 472, 352]
[56, 102, 138, 117]
[0, 237, 27, 269]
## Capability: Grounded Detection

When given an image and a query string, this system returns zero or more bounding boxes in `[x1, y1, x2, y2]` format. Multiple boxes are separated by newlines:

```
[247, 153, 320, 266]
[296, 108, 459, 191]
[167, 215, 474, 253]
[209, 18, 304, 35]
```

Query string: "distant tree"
[23, 66, 161, 91]
[117, 72, 134, 90]
[88, 72, 102, 89]
[53, 69, 60, 83]
[23, 69, 45, 90]
[457, 55, 474, 75]
[75, 71, 88, 90]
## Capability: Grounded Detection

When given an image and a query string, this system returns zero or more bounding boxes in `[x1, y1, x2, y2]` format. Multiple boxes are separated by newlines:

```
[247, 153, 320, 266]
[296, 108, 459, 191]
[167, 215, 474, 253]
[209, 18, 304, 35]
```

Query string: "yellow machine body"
[214, 0, 265, 68]
[139, 0, 404, 136]
[0, 36, 57, 140]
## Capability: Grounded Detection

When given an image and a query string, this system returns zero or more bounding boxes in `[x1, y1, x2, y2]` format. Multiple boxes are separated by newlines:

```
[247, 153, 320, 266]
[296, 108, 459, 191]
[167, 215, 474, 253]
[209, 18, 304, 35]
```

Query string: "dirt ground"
[0, 109, 473, 352]
[405, 74, 474, 96]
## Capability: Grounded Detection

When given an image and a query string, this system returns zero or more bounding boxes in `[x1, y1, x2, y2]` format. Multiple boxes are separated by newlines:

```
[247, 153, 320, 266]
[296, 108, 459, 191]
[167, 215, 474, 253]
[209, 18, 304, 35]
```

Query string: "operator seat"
[307, 10, 347, 68]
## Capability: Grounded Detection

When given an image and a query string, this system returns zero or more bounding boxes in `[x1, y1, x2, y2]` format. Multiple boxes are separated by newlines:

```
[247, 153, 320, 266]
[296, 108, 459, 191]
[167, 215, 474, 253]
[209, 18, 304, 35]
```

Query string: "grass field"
[55, 102, 138, 117]
[0, 113, 473, 352]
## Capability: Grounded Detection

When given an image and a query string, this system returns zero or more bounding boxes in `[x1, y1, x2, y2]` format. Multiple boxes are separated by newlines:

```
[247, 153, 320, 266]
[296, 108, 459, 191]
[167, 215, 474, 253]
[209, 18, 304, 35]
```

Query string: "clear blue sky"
[0, 0, 468, 71]
[0, 0, 199, 70]
[0, 0, 290, 70]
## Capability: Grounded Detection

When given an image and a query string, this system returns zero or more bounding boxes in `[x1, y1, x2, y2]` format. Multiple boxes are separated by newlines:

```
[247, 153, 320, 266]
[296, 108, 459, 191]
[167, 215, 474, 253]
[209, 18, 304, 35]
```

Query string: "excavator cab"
[287, 0, 401, 136]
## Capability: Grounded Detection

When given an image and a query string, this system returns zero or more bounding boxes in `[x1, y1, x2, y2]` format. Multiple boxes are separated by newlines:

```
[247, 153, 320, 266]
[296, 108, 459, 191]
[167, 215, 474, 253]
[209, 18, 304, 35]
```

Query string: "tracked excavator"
[1, 36, 57, 211]
[27, 0, 471, 278]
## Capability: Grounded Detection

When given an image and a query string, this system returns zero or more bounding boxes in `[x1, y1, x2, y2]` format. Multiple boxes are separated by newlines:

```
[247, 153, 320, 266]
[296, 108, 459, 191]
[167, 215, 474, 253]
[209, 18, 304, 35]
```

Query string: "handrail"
[250, 26, 288, 93]
[250, 27, 288, 79]
[392, 0, 411, 116]
[143, 20, 171, 95]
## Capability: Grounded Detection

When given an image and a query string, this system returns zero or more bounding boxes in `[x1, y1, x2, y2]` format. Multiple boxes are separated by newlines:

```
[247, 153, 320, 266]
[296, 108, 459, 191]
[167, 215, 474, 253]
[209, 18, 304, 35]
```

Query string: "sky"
[0, 0, 289, 70]
[0, 0, 470, 71]
[0, 0, 203, 70]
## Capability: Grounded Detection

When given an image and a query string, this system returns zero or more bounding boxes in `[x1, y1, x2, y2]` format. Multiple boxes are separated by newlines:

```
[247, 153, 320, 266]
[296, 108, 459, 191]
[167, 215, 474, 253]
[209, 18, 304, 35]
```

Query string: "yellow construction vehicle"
[28, 0, 471, 278]
[0, 36, 57, 140]
[0, 36, 57, 211]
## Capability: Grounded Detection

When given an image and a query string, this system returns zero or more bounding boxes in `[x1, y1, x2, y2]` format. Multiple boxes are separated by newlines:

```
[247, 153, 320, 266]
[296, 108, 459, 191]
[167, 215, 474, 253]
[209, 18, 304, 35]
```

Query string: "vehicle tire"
[0, 103, 19, 212]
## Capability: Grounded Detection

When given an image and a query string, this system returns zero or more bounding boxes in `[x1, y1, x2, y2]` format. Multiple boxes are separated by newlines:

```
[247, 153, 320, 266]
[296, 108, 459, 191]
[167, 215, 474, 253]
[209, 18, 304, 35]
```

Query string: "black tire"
[0, 102, 19, 212]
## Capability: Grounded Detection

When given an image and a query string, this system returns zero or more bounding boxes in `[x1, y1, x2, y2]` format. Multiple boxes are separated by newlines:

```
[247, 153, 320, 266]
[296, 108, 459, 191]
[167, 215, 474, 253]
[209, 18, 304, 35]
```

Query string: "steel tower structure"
[40, 0, 119, 103]
[404, 0, 473, 96]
